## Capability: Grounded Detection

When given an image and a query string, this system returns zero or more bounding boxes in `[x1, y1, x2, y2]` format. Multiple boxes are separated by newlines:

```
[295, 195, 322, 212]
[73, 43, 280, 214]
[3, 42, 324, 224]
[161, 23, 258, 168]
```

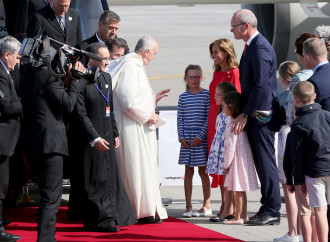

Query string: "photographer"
[20, 59, 85, 242]
[0, 36, 22, 242]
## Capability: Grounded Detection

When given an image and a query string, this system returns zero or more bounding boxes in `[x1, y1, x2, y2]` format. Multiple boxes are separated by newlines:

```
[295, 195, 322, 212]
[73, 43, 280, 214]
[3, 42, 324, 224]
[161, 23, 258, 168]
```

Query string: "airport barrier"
[158, 108, 202, 186]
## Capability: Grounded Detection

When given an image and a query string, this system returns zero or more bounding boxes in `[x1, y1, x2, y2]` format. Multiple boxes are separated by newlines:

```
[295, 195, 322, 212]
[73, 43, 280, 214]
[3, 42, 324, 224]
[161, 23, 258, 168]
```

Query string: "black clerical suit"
[0, 62, 22, 233]
[20, 70, 79, 241]
[68, 73, 137, 231]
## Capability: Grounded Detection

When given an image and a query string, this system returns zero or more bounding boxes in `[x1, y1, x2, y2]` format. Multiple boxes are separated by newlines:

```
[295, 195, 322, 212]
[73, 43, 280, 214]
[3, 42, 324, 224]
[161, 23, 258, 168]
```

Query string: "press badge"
[106, 106, 110, 117]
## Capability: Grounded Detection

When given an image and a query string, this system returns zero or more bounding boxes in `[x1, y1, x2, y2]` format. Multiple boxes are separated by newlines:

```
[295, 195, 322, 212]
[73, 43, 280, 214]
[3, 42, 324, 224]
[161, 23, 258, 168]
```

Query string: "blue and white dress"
[206, 112, 228, 175]
[177, 89, 210, 167]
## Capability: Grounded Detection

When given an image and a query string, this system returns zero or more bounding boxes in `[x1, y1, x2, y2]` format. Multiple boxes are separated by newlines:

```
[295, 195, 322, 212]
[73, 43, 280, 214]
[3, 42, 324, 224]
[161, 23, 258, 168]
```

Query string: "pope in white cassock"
[106, 36, 169, 223]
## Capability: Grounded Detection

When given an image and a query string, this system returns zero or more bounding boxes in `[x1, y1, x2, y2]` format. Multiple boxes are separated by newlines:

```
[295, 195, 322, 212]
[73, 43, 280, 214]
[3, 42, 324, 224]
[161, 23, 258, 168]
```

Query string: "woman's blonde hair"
[209, 38, 238, 72]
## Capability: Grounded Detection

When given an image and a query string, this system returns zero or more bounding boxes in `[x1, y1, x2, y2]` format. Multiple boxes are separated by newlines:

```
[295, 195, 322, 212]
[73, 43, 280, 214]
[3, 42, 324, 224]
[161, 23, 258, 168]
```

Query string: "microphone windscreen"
[84, 52, 103, 61]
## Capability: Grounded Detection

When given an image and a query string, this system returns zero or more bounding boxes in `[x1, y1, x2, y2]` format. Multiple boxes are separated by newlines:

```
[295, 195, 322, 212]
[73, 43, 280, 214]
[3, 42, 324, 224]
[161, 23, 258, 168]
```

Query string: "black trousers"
[28, 153, 63, 242]
[0, 155, 10, 232]
[246, 118, 281, 217]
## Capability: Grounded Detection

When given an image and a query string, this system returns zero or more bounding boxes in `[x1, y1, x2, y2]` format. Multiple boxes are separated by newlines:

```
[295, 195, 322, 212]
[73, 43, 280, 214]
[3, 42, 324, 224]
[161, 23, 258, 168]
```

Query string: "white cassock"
[106, 53, 168, 219]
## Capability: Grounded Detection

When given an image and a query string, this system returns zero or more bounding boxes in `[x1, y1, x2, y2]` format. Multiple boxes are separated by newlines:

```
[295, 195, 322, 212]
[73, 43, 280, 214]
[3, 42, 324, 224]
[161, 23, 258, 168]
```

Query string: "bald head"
[135, 36, 159, 66]
[233, 9, 257, 28]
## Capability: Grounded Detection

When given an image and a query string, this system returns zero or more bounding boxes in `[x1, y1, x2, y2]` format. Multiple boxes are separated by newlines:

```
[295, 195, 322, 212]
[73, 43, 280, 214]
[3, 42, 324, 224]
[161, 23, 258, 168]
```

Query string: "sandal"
[209, 216, 224, 222]
[223, 218, 244, 225]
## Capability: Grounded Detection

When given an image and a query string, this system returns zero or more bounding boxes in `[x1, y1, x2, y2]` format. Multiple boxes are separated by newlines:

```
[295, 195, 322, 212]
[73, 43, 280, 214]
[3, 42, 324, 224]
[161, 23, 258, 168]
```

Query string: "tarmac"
[159, 185, 289, 242]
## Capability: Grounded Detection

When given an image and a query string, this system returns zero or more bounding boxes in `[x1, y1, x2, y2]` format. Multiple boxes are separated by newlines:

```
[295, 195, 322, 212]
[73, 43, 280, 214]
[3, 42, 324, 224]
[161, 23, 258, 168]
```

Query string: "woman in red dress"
[207, 38, 241, 215]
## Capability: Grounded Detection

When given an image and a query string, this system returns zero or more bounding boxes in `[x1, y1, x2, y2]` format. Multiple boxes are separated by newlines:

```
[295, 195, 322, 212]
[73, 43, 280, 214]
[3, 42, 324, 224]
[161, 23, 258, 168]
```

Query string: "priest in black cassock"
[68, 42, 137, 232]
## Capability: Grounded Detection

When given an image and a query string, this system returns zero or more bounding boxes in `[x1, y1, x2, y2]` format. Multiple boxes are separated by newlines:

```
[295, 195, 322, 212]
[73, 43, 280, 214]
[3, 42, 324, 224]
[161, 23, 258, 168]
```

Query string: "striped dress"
[177, 89, 210, 166]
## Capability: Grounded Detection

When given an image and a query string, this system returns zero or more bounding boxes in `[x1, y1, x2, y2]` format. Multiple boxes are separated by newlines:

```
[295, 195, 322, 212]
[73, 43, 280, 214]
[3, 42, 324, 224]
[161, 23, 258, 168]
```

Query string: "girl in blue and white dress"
[206, 82, 238, 222]
[177, 64, 210, 218]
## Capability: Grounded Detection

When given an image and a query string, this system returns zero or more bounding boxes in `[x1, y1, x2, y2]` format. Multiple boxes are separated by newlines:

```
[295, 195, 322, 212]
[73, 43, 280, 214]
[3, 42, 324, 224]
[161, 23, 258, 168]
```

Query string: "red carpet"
[5, 207, 243, 241]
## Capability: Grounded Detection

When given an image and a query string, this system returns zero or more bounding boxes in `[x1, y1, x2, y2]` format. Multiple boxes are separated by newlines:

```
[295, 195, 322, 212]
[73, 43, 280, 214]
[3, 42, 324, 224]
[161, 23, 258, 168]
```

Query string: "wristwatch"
[242, 113, 248, 119]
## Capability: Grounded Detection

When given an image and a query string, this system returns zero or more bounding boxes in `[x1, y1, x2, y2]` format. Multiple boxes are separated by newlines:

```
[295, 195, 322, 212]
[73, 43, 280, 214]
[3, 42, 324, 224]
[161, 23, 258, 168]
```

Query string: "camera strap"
[42, 36, 66, 78]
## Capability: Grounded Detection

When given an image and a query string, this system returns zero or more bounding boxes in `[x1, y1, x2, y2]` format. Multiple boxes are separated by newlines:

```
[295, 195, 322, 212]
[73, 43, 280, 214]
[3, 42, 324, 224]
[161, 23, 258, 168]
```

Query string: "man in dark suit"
[81, 10, 120, 50]
[22, 2, 84, 236]
[24, 0, 82, 181]
[27, 0, 81, 50]
[0, 36, 22, 241]
[230, 9, 281, 225]
[20, 60, 84, 241]
[303, 38, 330, 111]
[81, 10, 130, 55]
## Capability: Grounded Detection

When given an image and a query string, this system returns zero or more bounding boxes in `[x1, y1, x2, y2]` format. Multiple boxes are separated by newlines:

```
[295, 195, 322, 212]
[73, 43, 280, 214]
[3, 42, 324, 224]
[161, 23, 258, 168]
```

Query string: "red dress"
[207, 68, 241, 187]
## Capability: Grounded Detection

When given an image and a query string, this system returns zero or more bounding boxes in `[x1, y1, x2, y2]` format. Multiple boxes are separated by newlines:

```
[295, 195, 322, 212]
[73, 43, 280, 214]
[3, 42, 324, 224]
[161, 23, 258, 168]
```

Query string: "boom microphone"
[77, 49, 103, 62]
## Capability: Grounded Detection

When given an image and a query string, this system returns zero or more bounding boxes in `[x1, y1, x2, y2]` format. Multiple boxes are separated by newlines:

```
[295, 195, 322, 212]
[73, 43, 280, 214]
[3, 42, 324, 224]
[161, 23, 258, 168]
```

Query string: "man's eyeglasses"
[101, 57, 111, 62]
[231, 22, 245, 31]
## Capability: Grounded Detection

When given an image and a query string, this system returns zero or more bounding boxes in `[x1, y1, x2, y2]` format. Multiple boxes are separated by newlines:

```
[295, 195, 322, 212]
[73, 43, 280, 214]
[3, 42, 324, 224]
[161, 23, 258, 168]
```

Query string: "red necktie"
[243, 43, 248, 56]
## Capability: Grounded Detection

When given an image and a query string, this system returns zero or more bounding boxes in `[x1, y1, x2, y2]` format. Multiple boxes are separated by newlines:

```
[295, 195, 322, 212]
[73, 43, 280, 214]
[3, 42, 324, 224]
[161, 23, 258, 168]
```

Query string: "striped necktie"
[58, 17, 65, 32]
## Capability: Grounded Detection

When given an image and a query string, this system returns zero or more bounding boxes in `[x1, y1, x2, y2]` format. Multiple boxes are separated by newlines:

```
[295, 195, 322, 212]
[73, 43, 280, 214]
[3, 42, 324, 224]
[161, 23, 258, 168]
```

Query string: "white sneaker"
[299, 235, 303, 242]
[273, 232, 299, 242]
[182, 211, 192, 218]
[191, 209, 212, 217]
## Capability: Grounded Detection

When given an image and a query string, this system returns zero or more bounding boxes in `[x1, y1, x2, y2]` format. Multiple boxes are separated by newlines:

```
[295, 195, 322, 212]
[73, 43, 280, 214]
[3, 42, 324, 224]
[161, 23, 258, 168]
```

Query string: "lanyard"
[94, 74, 109, 106]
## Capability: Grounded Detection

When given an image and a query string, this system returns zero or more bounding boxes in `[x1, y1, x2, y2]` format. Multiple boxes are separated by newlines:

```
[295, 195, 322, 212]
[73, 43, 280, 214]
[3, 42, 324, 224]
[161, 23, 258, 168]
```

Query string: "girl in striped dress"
[177, 65, 211, 218]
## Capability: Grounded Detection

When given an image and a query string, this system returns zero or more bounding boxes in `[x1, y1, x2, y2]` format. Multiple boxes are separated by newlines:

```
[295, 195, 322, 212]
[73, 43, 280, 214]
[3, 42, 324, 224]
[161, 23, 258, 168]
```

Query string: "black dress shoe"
[0, 231, 21, 241]
[138, 216, 163, 224]
[248, 211, 263, 221]
[246, 213, 280, 226]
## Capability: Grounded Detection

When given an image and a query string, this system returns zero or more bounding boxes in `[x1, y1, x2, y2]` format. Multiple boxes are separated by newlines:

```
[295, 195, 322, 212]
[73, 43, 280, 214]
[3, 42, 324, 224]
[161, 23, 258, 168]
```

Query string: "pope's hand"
[156, 89, 170, 103]
[148, 113, 159, 124]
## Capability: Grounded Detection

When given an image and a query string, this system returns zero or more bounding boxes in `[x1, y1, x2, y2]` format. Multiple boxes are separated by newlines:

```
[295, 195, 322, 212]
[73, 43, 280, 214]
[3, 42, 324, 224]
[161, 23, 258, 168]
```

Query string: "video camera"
[19, 28, 101, 82]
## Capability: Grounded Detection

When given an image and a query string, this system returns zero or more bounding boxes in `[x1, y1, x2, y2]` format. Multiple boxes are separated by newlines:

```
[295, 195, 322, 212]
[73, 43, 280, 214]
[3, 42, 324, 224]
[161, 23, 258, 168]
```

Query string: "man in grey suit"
[0, 36, 22, 241]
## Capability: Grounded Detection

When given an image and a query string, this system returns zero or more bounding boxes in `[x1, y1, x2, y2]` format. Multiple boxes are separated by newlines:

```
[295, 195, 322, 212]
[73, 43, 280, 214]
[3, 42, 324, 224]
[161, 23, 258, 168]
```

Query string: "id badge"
[106, 106, 110, 117]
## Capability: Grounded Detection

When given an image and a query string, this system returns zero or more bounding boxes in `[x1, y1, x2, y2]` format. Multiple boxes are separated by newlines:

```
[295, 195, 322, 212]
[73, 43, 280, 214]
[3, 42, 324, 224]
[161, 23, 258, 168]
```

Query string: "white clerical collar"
[246, 31, 259, 46]
[0, 60, 10, 74]
[96, 33, 105, 44]
[313, 60, 329, 73]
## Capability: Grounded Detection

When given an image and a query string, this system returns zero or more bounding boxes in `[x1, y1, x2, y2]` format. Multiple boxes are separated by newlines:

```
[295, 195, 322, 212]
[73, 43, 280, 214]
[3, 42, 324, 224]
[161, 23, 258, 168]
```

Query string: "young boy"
[284, 81, 330, 242]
